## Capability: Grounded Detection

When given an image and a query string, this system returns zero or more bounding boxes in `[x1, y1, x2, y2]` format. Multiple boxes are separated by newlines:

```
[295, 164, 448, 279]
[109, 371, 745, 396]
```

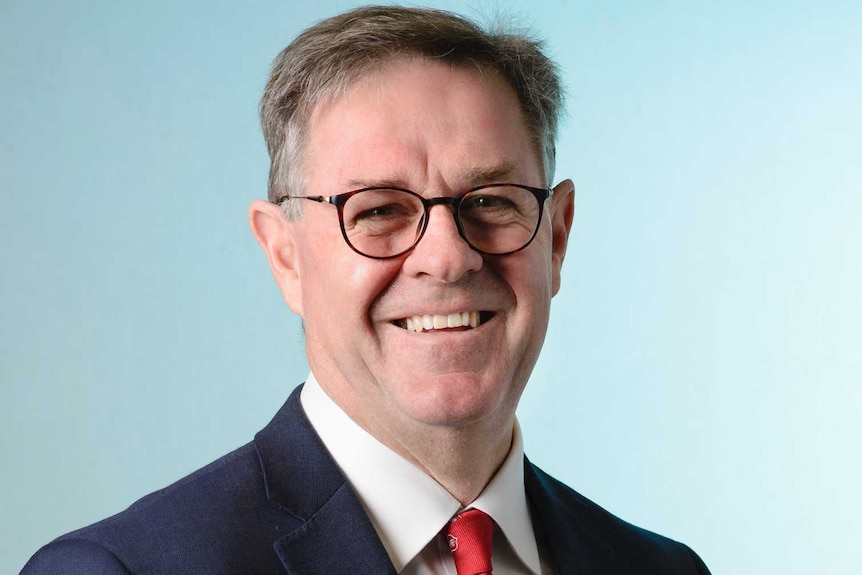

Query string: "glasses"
[275, 183, 552, 259]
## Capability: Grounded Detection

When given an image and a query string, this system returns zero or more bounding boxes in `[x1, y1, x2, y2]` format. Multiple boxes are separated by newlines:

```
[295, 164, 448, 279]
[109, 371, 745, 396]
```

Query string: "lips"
[392, 311, 493, 332]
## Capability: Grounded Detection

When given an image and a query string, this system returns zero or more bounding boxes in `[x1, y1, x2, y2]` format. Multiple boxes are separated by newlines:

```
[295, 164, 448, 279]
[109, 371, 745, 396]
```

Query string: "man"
[23, 6, 710, 574]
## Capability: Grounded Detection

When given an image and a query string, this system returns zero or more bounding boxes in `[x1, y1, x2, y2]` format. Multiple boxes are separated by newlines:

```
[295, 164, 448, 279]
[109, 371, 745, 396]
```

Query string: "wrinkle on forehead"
[310, 56, 500, 116]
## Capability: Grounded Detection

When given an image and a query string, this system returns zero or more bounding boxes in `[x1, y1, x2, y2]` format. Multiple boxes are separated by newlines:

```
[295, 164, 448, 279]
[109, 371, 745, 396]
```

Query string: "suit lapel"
[255, 386, 397, 575]
[525, 458, 619, 575]
[273, 482, 397, 575]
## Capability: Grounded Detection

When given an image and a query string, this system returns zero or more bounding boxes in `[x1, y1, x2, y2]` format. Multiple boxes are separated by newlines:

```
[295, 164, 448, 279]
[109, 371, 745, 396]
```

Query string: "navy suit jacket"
[22, 386, 710, 574]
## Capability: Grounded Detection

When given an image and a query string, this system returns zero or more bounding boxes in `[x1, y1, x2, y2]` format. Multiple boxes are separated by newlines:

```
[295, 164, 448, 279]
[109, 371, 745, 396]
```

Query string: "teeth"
[403, 311, 481, 332]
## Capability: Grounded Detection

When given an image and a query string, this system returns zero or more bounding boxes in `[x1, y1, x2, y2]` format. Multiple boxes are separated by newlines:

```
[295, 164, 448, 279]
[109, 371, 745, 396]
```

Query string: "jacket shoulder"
[24, 442, 298, 574]
[21, 538, 131, 575]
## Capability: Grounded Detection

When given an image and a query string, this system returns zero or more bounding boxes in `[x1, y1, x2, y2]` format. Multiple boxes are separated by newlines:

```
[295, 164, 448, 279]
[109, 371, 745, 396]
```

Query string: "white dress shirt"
[301, 373, 551, 574]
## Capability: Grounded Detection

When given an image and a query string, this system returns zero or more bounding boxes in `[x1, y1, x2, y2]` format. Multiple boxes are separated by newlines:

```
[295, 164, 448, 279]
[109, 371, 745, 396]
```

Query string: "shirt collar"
[300, 373, 542, 573]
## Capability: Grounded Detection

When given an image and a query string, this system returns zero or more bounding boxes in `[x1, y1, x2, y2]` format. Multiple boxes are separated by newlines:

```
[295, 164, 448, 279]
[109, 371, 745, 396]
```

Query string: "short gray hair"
[260, 5, 564, 217]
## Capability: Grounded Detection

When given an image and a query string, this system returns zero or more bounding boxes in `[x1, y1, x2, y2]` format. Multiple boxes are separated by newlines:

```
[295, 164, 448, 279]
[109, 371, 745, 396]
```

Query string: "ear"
[549, 179, 575, 296]
[248, 199, 304, 315]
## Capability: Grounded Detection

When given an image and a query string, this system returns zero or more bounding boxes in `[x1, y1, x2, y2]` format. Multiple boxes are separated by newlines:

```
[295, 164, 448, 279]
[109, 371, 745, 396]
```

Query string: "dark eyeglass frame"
[274, 183, 553, 260]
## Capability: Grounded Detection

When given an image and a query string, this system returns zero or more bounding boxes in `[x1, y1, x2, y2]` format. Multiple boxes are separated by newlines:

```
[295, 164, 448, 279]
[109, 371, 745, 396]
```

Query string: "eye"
[460, 192, 524, 227]
[343, 190, 423, 238]
[354, 203, 412, 220]
[462, 194, 516, 211]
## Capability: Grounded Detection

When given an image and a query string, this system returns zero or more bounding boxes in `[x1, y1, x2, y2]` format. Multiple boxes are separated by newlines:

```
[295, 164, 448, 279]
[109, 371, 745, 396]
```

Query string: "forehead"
[302, 58, 542, 191]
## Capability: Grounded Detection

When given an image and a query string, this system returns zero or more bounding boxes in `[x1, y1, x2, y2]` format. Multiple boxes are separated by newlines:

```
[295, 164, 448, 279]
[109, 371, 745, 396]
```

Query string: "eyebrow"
[344, 162, 521, 192]
[344, 176, 411, 190]
[461, 162, 519, 186]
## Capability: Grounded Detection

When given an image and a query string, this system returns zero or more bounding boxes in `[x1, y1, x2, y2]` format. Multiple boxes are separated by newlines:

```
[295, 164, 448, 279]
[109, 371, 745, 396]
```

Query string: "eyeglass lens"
[339, 186, 541, 258]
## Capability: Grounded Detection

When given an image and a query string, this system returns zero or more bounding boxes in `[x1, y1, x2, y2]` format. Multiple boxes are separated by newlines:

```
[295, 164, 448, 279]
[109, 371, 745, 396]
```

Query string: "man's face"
[260, 58, 572, 441]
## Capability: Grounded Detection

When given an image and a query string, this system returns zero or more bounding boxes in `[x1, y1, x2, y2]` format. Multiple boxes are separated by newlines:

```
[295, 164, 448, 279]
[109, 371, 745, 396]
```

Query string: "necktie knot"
[446, 508, 494, 575]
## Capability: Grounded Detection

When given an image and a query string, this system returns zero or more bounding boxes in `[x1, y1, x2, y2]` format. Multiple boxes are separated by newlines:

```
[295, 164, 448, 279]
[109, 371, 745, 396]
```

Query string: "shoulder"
[22, 539, 131, 575]
[83, 440, 265, 536]
[22, 442, 296, 574]
[526, 461, 711, 574]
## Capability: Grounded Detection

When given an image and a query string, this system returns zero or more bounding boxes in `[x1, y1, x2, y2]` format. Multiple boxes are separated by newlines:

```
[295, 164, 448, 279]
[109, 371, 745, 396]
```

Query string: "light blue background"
[2, 1, 860, 573]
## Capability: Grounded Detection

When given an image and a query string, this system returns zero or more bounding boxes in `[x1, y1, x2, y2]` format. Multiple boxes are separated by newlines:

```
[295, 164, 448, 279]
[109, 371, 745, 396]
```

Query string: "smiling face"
[253, 58, 573, 447]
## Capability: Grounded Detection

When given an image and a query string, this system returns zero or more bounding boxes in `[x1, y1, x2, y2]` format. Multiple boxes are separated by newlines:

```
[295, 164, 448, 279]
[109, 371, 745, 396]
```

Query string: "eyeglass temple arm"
[273, 195, 333, 205]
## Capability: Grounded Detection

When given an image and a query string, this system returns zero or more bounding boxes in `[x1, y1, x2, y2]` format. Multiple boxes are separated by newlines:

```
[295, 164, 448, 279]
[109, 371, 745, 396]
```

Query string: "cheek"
[346, 262, 397, 306]
[508, 238, 555, 307]
[530, 230, 556, 301]
[303, 247, 403, 332]
[497, 244, 555, 353]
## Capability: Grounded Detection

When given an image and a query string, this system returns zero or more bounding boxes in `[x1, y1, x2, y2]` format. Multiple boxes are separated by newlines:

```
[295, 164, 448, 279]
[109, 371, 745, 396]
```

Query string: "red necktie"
[446, 509, 494, 575]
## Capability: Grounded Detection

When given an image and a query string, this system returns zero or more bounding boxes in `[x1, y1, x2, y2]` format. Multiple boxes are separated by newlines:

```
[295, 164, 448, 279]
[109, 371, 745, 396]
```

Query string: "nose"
[401, 204, 483, 282]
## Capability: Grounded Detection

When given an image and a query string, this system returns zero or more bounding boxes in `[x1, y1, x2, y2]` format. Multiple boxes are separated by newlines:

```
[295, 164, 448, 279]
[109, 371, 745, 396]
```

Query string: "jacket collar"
[525, 458, 619, 574]
[254, 385, 397, 575]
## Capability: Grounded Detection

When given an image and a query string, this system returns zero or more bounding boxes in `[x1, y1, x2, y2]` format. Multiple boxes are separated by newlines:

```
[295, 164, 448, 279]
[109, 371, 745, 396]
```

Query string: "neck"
[368, 415, 515, 505]
[318, 379, 515, 505]
[310, 363, 519, 505]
